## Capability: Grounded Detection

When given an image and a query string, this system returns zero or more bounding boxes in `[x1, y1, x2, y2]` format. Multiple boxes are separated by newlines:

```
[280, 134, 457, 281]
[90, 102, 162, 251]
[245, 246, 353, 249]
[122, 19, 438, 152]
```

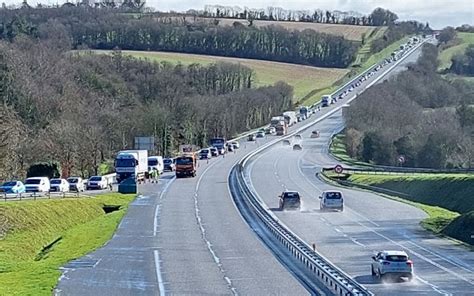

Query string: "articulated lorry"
[283, 111, 297, 127]
[115, 150, 148, 183]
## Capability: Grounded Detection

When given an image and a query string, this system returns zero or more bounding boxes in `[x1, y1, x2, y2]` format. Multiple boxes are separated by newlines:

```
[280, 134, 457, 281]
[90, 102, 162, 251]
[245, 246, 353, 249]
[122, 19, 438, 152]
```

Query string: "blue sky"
[4, 0, 473, 29]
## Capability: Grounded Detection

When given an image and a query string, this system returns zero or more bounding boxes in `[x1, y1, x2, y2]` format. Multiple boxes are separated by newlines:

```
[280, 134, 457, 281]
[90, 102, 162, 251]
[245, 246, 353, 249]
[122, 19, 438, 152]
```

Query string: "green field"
[438, 32, 474, 70]
[92, 50, 348, 103]
[347, 173, 474, 245]
[0, 193, 135, 295]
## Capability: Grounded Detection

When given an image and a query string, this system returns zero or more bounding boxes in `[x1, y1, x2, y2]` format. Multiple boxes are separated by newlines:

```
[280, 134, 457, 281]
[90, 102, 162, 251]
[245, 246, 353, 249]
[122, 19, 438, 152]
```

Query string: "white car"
[50, 178, 70, 192]
[86, 176, 108, 190]
[24, 177, 50, 193]
[371, 250, 413, 281]
[319, 190, 344, 211]
[67, 177, 85, 192]
[230, 141, 240, 149]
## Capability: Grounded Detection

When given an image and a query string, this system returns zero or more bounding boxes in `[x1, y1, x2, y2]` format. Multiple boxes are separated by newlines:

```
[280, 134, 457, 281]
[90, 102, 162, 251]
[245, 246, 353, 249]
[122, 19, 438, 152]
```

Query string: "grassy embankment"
[327, 134, 473, 245]
[91, 50, 348, 104]
[438, 32, 474, 71]
[0, 193, 135, 295]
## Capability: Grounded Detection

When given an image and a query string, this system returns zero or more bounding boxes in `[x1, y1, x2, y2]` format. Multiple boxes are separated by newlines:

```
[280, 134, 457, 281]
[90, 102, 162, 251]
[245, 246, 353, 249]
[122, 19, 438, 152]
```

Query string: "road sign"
[334, 165, 344, 174]
[135, 137, 155, 151]
[398, 155, 406, 164]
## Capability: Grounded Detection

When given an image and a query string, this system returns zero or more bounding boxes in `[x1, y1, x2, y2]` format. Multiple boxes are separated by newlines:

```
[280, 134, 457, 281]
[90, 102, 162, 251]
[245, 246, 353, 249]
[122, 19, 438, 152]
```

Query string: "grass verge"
[329, 133, 372, 167]
[438, 32, 474, 71]
[346, 173, 474, 245]
[0, 193, 135, 295]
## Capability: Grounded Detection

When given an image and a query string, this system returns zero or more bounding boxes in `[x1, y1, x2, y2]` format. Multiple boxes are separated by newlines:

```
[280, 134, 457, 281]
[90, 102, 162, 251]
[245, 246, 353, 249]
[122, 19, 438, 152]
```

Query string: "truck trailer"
[115, 150, 148, 183]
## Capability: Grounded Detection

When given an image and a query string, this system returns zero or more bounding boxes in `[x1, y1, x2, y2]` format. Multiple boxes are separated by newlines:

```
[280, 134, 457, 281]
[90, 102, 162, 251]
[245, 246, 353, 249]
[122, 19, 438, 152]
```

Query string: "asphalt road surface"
[55, 37, 447, 295]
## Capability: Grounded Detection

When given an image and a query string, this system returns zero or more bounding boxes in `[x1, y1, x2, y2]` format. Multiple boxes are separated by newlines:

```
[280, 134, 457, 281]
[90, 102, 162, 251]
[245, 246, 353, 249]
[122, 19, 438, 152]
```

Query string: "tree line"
[198, 6, 400, 27]
[0, 37, 293, 179]
[0, 7, 358, 68]
[344, 44, 474, 169]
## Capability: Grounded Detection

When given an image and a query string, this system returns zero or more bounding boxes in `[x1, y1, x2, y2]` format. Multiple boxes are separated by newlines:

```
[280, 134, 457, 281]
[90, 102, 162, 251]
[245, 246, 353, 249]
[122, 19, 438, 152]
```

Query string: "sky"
[4, 0, 474, 29]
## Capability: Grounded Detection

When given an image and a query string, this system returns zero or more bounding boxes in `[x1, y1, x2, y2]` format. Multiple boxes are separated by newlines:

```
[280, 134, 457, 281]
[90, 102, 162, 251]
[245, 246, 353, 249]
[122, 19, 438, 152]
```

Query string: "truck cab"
[115, 150, 148, 183]
[321, 95, 331, 107]
[175, 154, 197, 178]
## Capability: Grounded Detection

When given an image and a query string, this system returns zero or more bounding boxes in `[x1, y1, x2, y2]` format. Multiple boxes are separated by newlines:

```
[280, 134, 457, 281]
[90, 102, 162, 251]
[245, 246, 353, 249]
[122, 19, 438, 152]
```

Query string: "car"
[230, 141, 240, 149]
[278, 191, 301, 210]
[293, 143, 302, 150]
[247, 134, 256, 141]
[268, 127, 276, 134]
[86, 176, 107, 190]
[319, 190, 344, 211]
[282, 139, 291, 145]
[199, 148, 212, 159]
[164, 158, 176, 171]
[371, 250, 413, 281]
[311, 130, 320, 138]
[67, 177, 85, 192]
[0, 181, 26, 194]
[227, 144, 234, 152]
[294, 134, 302, 140]
[50, 178, 70, 192]
[118, 177, 137, 194]
[217, 146, 226, 155]
[256, 131, 265, 138]
[24, 177, 50, 193]
[209, 147, 219, 157]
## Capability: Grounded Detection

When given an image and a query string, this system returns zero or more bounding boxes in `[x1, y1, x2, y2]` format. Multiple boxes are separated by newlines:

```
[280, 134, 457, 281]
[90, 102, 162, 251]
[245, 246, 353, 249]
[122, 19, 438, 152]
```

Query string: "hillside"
[438, 32, 474, 70]
[92, 50, 349, 102]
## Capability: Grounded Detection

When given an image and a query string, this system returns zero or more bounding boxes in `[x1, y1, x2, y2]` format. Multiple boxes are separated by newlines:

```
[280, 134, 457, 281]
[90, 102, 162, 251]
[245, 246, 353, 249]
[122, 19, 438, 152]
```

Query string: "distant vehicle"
[276, 122, 288, 136]
[299, 106, 309, 120]
[293, 143, 302, 151]
[0, 181, 25, 194]
[209, 147, 219, 157]
[227, 144, 234, 152]
[50, 178, 70, 192]
[294, 134, 302, 140]
[311, 130, 320, 138]
[163, 158, 176, 171]
[247, 134, 256, 141]
[210, 137, 226, 155]
[319, 190, 344, 211]
[24, 177, 50, 193]
[321, 95, 331, 107]
[175, 154, 197, 178]
[199, 148, 212, 159]
[67, 177, 85, 192]
[282, 139, 291, 145]
[268, 127, 276, 134]
[371, 250, 413, 281]
[230, 141, 240, 149]
[256, 131, 265, 138]
[115, 150, 148, 183]
[279, 191, 301, 210]
[148, 156, 164, 174]
[270, 116, 285, 128]
[87, 176, 108, 190]
[118, 177, 137, 194]
[283, 111, 297, 126]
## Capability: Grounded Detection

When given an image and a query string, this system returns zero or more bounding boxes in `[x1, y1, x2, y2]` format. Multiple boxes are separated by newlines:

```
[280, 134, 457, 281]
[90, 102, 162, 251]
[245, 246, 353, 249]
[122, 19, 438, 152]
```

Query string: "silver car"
[371, 250, 413, 281]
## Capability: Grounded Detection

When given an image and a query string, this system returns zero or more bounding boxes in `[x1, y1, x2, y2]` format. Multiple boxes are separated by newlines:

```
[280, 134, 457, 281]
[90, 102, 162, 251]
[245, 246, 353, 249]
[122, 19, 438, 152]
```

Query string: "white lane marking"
[154, 250, 166, 296]
[152, 176, 176, 296]
[153, 177, 176, 237]
[406, 240, 473, 274]
[195, 157, 239, 296]
[416, 275, 452, 296]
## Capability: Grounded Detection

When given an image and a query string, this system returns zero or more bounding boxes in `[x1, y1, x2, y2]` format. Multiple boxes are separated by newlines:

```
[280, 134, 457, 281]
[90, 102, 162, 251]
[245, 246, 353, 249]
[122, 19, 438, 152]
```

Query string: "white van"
[24, 177, 50, 193]
[148, 156, 164, 174]
[319, 190, 344, 211]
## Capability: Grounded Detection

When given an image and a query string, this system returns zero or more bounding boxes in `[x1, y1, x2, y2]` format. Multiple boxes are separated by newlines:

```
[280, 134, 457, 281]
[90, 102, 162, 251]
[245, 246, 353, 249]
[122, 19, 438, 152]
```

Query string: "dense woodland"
[345, 44, 474, 168]
[0, 37, 293, 179]
[0, 7, 357, 68]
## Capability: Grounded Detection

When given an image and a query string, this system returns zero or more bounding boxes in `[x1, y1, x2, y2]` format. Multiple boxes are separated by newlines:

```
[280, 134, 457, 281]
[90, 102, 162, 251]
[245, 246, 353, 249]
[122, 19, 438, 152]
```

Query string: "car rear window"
[25, 179, 41, 185]
[90, 177, 102, 181]
[386, 255, 408, 262]
[51, 180, 61, 184]
[68, 178, 78, 183]
[3, 181, 17, 186]
[326, 192, 342, 199]
[284, 192, 300, 199]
